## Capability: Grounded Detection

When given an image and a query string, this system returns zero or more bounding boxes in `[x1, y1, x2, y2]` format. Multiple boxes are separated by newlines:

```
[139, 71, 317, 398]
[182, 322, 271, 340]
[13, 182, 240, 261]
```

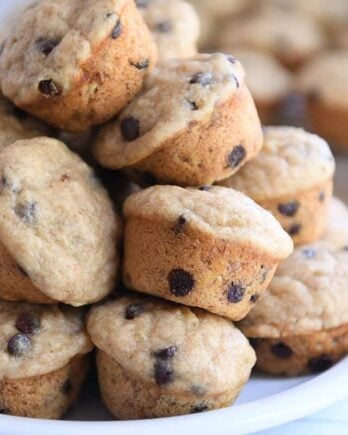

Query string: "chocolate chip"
[154, 358, 174, 385]
[249, 338, 260, 349]
[111, 20, 122, 39]
[155, 346, 178, 359]
[130, 59, 149, 70]
[232, 74, 240, 88]
[168, 269, 195, 297]
[190, 72, 213, 86]
[271, 342, 293, 359]
[227, 55, 236, 64]
[172, 215, 187, 235]
[15, 313, 40, 335]
[14, 201, 37, 224]
[17, 264, 28, 277]
[125, 303, 144, 320]
[135, 0, 150, 7]
[156, 20, 172, 33]
[227, 283, 245, 303]
[319, 192, 325, 202]
[278, 201, 299, 217]
[198, 185, 212, 191]
[7, 333, 31, 356]
[62, 378, 72, 395]
[38, 79, 62, 96]
[308, 355, 333, 373]
[302, 248, 316, 259]
[187, 100, 198, 111]
[288, 223, 301, 236]
[61, 174, 70, 182]
[191, 403, 208, 413]
[36, 37, 59, 55]
[121, 117, 140, 141]
[250, 294, 259, 303]
[191, 385, 207, 396]
[228, 145, 246, 168]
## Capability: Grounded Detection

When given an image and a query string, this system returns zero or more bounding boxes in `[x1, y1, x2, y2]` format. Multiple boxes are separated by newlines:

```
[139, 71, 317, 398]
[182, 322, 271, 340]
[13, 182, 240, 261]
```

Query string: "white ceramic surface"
[0, 2, 348, 434]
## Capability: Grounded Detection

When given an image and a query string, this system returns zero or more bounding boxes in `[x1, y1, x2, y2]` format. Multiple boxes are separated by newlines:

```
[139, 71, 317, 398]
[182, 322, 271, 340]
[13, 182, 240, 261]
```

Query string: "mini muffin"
[220, 126, 335, 245]
[0, 93, 50, 151]
[0, 300, 93, 418]
[239, 244, 348, 376]
[136, 0, 200, 60]
[0, 137, 121, 306]
[94, 53, 263, 187]
[297, 51, 348, 152]
[123, 185, 293, 321]
[321, 197, 348, 250]
[0, 0, 157, 132]
[87, 294, 256, 419]
[224, 49, 292, 124]
[218, 8, 326, 70]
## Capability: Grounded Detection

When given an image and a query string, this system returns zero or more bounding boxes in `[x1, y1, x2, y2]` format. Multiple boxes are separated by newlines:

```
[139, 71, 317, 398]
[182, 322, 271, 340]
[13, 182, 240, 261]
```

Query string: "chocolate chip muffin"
[0, 300, 92, 418]
[136, 0, 200, 60]
[94, 53, 263, 187]
[0, 93, 50, 152]
[0, 137, 121, 306]
[87, 294, 256, 419]
[297, 51, 348, 153]
[220, 127, 335, 245]
[123, 185, 293, 321]
[321, 197, 348, 250]
[223, 49, 292, 124]
[218, 8, 326, 70]
[239, 244, 348, 376]
[0, 0, 157, 132]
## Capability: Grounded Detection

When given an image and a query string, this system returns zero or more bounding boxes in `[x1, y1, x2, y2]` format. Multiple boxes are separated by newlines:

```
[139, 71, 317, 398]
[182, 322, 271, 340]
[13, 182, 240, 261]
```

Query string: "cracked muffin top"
[0, 137, 120, 306]
[0, 300, 92, 379]
[87, 294, 256, 394]
[0, 0, 135, 103]
[124, 185, 293, 259]
[94, 53, 245, 168]
[239, 244, 348, 338]
[136, 0, 200, 60]
[220, 126, 335, 200]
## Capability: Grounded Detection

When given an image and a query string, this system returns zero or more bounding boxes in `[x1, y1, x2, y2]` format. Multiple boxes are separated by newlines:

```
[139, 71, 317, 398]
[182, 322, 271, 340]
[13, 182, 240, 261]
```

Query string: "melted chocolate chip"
[250, 294, 259, 303]
[155, 346, 178, 359]
[198, 185, 212, 191]
[36, 37, 59, 55]
[14, 201, 37, 224]
[308, 355, 333, 373]
[228, 145, 246, 168]
[249, 338, 260, 349]
[271, 342, 293, 359]
[62, 378, 72, 395]
[187, 100, 198, 110]
[130, 59, 150, 70]
[168, 269, 195, 296]
[319, 192, 325, 202]
[191, 403, 208, 413]
[190, 72, 213, 86]
[15, 313, 40, 335]
[154, 358, 174, 385]
[7, 333, 31, 356]
[156, 20, 172, 33]
[288, 223, 301, 236]
[278, 201, 299, 217]
[38, 79, 62, 96]
[125, 303, 144, 320]
[302, 248, 316, 259]
[172, 215, 187, 235]
[227, 283, 245, 303]
[111, 20, 122, 39]
[121, 117, 140, 141]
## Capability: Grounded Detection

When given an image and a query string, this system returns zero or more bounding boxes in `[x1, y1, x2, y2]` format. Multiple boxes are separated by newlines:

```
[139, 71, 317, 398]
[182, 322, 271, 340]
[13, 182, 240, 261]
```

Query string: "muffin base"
[259, 179, 333, 245]
[249, 324, 348, 376]
[123, 216, 280, 321]
[0, 355, 89, 419]
[97, 350, 243, 419]
[126, 84, 263, 186]
[0, 241, 54, 304]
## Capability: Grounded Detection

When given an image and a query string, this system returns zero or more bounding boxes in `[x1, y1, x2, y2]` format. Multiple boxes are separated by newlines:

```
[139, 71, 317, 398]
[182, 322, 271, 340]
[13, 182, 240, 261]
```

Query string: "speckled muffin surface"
[87, 295, 256, 418]
[0, 300, 92, 418]
[0, 0, 157, 132]
[95, 53, 263, 186]
[136, 0, 200, 60]
[0, 93, 50, 152]
[220, 126, 335, 244]
[123, 185, 293, 320]
[0, 137, 120, 306]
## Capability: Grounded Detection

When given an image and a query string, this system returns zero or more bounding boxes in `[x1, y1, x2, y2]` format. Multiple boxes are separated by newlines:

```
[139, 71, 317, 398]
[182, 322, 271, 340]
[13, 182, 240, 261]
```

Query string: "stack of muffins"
[0, 0, 347, 422]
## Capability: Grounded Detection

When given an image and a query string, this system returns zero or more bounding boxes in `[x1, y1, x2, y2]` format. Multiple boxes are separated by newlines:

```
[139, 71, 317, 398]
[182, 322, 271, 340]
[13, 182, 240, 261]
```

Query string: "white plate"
[1, 1, 348, 434]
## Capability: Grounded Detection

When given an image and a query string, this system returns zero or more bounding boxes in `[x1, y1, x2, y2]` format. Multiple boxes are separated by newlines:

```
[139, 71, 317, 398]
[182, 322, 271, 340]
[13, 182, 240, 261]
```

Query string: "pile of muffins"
[0, 0, 347, 422]
[190, 0, 348, 152]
